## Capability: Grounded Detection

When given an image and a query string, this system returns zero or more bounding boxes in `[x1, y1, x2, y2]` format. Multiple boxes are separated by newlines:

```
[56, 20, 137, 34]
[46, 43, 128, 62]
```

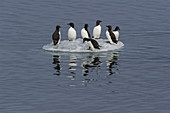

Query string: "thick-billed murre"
[113, 26, 120, 42]
[67, 22, 76, 41]
[106, 25, 118, 44]
[93, 20, 102, 39]
[83, 38, 100, 51]
[52, 25, 61, 45]
[81, 24, 91, 39]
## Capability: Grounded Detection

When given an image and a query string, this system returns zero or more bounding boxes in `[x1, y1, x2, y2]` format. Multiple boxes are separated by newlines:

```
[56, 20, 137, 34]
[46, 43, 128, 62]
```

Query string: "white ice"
[42, 38, 124, 53]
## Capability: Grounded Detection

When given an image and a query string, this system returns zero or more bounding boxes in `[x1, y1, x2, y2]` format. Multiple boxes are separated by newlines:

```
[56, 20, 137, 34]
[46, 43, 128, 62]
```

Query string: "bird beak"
[67, 23, 70, 25]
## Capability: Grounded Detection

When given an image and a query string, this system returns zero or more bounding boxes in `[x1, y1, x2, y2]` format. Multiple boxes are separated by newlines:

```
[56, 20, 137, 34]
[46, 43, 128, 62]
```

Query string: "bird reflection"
[81, 55, 102, 76]
[49, 51, 121, 87]
[106, 52, 119, 75]
[53, 55, 61, 75]
[51, 50, 119, 79]
[68, 55, 77, 75]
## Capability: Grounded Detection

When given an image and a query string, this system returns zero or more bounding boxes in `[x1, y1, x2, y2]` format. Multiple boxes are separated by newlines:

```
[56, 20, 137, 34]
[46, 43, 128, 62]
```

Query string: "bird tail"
[114, 40, 118, 44]
[53, 41, 57, 45]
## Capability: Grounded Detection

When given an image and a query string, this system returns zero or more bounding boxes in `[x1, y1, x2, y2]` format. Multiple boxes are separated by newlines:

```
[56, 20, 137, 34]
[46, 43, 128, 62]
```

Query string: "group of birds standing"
[52, 20, 120, 51]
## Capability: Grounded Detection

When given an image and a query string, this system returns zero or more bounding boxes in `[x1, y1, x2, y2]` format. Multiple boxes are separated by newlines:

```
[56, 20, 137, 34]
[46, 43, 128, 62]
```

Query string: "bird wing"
[91, 39, 100, 49]
[87, 30, 91, 38]
[52, 31, 60, 45]
[109, 31, 117, 43]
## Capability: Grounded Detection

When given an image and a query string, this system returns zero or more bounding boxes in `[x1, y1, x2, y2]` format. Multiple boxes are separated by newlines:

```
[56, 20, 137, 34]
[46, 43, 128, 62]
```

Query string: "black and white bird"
[106, 25, 118, 44]
[113, 26, 120, 42]
[83, 38, 100, 51]
[93, 20, 102, 39]
[67, 22, 76, 41]
[81, 24, 91, 39]
[52, 25, 61, 45]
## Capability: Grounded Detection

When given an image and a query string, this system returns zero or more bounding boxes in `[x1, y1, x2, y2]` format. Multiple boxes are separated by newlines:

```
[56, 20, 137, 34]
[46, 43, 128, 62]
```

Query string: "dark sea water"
[0, 0, 170, 113]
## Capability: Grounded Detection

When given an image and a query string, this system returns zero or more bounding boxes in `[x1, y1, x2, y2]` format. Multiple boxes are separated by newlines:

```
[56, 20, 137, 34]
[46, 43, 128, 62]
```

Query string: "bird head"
[83, 38, 90, 43]
[67, 22, 74, 28]
[115, 26, 120, 31]
[84, 24, 88, 28]
[56, 25, 61, 29]
[106, 25, 112, 30]
[96, 20, 102, 25]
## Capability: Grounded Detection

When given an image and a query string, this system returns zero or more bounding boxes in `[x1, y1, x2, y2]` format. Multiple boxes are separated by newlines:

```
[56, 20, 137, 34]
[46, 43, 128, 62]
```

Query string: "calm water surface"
[0, 0, 170, 113]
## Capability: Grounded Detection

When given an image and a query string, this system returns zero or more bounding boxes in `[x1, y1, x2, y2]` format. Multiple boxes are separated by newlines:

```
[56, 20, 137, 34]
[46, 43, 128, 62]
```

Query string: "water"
[0, 0, 170, 113]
